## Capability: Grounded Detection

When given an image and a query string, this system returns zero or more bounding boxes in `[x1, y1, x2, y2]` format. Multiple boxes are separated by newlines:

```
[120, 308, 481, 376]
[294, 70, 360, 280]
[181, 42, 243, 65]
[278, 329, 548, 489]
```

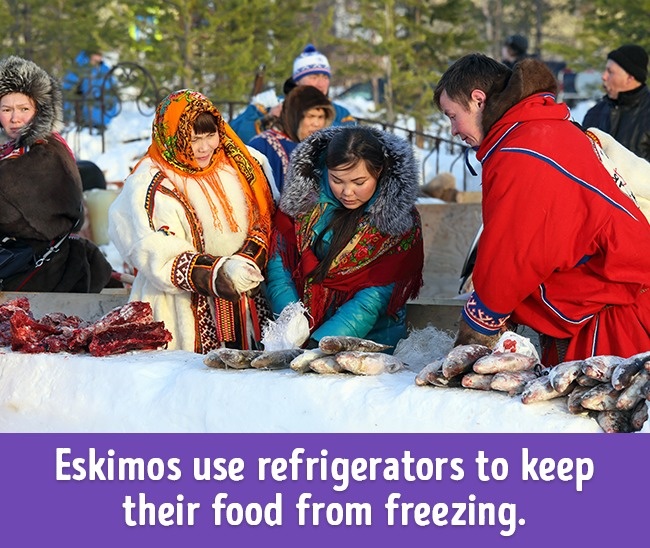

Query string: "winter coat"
[0, 55, 112, 292]
[62, 51, 118, 128]
[231, 101, 355, 144]
[248, 129, 297, 194]
[109, 137, 276, 353]
[265, 126, 423, 348]
[582, 84, 650, 161]
[464, 59, 650, 364]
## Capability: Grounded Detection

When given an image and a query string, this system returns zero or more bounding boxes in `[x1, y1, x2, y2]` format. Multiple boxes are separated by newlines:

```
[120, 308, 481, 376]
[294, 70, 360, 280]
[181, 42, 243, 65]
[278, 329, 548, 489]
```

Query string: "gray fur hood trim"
[280, 126, 421, 235]
[0, 56, 63, 147]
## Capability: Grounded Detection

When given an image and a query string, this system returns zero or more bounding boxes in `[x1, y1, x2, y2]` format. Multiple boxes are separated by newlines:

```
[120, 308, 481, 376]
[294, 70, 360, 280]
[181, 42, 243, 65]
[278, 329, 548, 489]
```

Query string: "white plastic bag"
[261, 301, 311, 351]
[492, 330, 539, 361]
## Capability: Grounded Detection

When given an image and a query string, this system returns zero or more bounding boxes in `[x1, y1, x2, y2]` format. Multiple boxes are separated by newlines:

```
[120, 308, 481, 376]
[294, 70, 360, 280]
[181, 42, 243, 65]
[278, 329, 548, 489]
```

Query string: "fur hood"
[0, 56, 63, 147]
[279, 126, 420, 235]
[481, 57, 558, 135]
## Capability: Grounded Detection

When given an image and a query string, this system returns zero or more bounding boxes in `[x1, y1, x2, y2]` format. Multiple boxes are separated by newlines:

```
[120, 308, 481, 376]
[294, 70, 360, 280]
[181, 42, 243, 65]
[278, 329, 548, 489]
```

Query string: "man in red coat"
[434, 53, 650, 364]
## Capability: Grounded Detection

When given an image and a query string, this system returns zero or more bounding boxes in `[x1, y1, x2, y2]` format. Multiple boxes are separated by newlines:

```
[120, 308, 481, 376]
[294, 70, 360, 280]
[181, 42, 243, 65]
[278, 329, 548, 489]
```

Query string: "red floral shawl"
[273, 206, 424, 329]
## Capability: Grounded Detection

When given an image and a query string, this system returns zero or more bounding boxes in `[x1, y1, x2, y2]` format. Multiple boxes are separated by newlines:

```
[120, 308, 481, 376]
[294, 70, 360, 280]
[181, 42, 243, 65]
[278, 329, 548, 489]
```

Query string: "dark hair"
[505, 34, 528, 56]
[280, 85, 334, 142]
[310, 127, 386, 282]
[193, 111, 219, 134]
[325, 126, 385, 177]
[433, 53, 511, 111]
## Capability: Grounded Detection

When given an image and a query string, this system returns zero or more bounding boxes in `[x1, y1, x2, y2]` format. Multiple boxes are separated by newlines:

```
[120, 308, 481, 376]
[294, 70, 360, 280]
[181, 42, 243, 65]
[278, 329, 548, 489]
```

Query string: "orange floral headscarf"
[145, 89, 273, 233]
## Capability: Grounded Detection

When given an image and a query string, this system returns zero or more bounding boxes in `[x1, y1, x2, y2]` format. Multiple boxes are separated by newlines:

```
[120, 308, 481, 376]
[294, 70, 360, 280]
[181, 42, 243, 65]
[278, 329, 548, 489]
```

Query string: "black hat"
[608, 44, 648, 83]
[505, 34, 528, 56]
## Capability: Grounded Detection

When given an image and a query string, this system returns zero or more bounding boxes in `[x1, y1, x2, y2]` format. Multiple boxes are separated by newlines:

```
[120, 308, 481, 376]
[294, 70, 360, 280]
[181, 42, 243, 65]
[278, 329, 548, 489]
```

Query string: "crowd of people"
[1, 39, 650, 364]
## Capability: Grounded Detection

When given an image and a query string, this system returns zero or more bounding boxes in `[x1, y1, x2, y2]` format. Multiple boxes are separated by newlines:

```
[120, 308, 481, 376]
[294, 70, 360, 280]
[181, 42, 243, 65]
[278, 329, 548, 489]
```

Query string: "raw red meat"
[0, 299, 172, 355]
[88, 321, 172, 356]
[0, 297, 31, 345]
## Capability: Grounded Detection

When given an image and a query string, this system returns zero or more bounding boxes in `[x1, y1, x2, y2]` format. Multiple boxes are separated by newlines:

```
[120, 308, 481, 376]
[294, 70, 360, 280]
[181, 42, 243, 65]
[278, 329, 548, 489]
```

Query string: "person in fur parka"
[434, 53, 650, 364]
[109, 89, 276, 353]
[0, 55, 112, 292]
[266, 125, 424, 348]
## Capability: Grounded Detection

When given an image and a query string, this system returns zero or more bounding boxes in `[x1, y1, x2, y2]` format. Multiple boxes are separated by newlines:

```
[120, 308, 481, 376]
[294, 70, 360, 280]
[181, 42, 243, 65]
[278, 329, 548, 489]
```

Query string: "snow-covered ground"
[1, 93, 635, 435]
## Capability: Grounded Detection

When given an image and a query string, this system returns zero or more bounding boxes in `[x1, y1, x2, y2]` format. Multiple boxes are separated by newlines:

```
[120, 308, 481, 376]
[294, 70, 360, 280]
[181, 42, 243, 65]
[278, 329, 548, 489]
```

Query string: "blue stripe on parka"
[538, 283, 594, 325]
[497, 145, 640, 222]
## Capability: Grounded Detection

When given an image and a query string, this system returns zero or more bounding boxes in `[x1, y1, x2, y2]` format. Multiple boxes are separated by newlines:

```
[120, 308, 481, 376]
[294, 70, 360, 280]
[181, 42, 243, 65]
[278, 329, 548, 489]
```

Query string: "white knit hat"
[292, 44, 331, 82]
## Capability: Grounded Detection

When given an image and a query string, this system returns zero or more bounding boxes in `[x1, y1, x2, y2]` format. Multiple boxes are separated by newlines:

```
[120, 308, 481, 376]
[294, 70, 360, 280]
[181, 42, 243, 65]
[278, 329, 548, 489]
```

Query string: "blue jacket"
[62, 51, 118, 128]
[248, 129, 297, 194]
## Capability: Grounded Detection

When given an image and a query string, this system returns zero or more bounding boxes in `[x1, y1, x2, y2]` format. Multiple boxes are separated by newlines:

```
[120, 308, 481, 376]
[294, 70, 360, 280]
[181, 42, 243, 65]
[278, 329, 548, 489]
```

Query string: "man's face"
[439, 90, 485, 147]
[602, 59, 638, 99]
[90, 53, 103, 66]
[297, 73, 330, 96]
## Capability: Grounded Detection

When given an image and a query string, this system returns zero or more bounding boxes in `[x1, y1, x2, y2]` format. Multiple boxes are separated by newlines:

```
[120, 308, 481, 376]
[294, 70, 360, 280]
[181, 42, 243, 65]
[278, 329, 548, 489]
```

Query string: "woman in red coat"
[434, 53, 650, 364]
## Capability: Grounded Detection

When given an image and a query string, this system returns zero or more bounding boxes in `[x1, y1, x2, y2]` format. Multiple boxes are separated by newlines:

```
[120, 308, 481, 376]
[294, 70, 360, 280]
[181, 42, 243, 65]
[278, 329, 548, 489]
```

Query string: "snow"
[0, 95, 643, 435]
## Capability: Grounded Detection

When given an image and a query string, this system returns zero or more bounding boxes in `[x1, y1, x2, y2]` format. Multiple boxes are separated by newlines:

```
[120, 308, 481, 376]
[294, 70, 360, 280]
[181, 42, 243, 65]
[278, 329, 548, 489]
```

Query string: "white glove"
[220, 256, 264, 294]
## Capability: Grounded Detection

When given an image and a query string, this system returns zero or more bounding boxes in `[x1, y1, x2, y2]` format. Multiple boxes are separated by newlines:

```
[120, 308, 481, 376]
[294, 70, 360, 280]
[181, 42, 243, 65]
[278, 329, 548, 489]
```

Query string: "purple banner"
[1, 434, 647, 546]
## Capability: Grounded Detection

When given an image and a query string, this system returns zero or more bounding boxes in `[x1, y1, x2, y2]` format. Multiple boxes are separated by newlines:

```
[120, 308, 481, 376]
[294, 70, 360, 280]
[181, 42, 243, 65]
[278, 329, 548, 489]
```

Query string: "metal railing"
[61, 65, 474, 189]
[63, 61, 164, 154]
[354, 116, 473, 190]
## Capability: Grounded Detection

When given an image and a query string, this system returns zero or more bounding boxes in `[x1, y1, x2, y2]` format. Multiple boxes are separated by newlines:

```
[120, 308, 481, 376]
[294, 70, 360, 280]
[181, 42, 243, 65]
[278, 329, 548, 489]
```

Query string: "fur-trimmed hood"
[0, 55, 63, 147]
[481, 57, 558, 135]
[279, 126, 420, 235]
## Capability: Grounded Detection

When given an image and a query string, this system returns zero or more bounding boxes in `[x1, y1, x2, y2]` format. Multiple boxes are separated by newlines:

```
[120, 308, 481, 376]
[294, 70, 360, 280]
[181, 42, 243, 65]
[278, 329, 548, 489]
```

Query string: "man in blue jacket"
[63, 50, 118, 129]
[230, 44, 356, 143]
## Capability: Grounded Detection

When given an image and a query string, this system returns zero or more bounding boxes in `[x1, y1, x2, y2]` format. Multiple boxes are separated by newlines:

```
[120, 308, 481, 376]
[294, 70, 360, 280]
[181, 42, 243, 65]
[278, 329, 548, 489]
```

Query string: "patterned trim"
[144, 171, 206, 250]
[462, 291, 510, 335]
[144, 171, 167, 231]
[172, 252, 199, 293]
[215, 297, 236, 342]
[224, 140, 256, 185]
[261, 130, 291, 175]
[194, 293, 218, 354]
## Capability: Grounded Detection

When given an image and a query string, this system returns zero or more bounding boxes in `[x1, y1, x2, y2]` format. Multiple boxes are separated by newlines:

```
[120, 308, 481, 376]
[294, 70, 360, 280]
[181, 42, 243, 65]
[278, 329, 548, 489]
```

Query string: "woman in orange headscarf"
[109, 89, 275, 353]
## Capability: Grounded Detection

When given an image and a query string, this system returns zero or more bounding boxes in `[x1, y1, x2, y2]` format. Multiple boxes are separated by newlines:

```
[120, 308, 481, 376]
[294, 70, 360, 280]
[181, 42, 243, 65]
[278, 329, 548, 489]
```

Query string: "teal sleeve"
[265, 251, 300, 316]
[311, 283, 393, 340]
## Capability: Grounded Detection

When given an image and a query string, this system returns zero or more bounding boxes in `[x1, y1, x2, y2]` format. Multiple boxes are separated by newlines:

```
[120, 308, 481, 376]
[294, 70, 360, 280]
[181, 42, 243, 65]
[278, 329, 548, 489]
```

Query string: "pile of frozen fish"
[415, 330, 650, 433]
[203, 335, 405, 376]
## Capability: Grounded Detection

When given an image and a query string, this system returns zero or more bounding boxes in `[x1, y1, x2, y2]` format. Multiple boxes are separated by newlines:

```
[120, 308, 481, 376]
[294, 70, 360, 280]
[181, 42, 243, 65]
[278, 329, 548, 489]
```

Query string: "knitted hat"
[608, 44, 648, 83]
[292, 44, 331, 82]
[505, 34, 528, 56]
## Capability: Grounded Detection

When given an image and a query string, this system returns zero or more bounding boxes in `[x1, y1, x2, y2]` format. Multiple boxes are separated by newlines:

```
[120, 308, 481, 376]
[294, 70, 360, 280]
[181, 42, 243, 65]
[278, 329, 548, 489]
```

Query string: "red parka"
[464, 92, 650, 363]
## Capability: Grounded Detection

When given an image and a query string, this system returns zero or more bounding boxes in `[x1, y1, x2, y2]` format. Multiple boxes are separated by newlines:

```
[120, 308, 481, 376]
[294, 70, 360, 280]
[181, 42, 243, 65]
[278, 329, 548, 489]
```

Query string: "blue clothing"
[230, 100, 355, 144]
[248, 129, 297, 194]
[62, 51, 118, 128]
[266, 182, 406, 348]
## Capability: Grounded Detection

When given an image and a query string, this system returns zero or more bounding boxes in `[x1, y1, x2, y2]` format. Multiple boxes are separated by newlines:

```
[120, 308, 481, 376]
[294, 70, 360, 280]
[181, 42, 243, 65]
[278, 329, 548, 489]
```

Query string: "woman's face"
[190, 129, 220, 168]
[0, 92, 37, 140]
[297, 107, 329, 141]
[328, 160, 378, 210]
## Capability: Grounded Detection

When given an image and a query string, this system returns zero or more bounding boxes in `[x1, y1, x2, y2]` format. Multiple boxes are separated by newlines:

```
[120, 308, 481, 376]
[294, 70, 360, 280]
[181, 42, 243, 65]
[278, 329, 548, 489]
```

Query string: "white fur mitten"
[217, 256, 264, 295]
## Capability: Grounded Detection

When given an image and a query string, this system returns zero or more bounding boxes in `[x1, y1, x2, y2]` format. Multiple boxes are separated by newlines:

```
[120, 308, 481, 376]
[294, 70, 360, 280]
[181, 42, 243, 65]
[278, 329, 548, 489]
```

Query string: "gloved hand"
[220, 256, 264, 295]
